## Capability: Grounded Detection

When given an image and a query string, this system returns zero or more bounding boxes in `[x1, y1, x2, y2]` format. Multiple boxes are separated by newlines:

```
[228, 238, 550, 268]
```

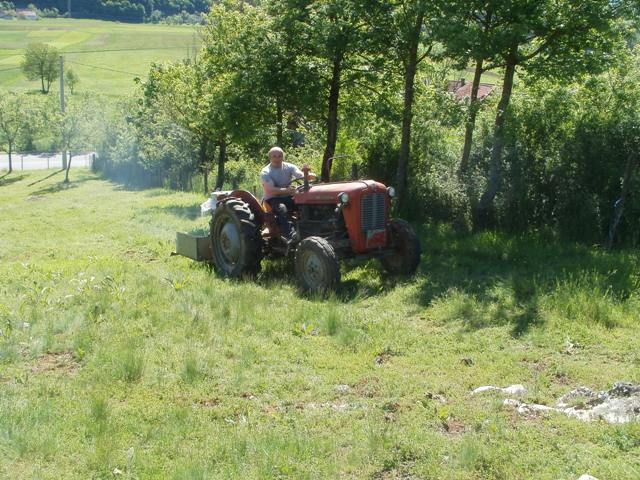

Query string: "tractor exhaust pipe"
[302, 164, 310, 191]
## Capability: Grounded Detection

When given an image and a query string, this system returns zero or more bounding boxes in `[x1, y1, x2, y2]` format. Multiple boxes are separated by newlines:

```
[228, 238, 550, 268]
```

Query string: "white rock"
[335, 384, 350, 393]
[577, 475, 599, 480]
[503, 384, 526, 395]
[503, 398, 557, 414]
[472, 385, 501, 394]
[472, 384, 526, 395]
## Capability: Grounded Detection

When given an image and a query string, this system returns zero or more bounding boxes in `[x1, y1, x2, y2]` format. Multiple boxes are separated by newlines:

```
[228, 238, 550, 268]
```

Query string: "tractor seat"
[261, 199, 273, 213]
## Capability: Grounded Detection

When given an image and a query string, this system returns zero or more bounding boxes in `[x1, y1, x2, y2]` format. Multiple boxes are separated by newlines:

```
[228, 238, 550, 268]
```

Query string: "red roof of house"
[447, 80, 494, 101]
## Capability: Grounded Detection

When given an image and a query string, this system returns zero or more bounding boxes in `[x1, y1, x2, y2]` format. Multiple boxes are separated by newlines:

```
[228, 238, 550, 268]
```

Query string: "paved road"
[0, 153, 96, 171]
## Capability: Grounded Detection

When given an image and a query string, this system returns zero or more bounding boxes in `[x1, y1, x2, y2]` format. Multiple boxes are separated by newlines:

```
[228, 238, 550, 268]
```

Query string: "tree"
[459, 0, 628, 227]
[436, 1, 504, 179]
[65, 68, 79, 94]
[377, 0, 438, 210]
[239, 7, 321, 147]
[51, 94, 91, 182]
[0, 92, 24, 174]
[605, 48, 640, 248]
[274, 0, 382, 181]
[147, 61, 221, 193]
[21, 43, 60, 94]
[16, 93, 47, 152]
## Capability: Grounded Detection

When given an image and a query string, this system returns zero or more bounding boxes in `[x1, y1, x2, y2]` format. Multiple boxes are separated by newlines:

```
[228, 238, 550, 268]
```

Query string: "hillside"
[12, 1, 211, 22]
[0, 169, 638, 478]
[0, 18, 199, 94]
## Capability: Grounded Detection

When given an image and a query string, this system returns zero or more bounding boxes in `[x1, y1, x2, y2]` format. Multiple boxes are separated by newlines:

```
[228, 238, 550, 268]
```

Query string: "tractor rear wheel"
[210, 199, 262, 277]
[295, 236, 340, 293]
[380, 219, 421, 275]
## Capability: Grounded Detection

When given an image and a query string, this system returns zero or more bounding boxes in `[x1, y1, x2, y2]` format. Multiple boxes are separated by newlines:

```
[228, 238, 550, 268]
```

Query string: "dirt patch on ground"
[440, 416, 466, 436]
[31, 351, 80, 374]
[375, 348, 401, 366]
[194, 398, 220, 408]
[353, 376, 381, 398]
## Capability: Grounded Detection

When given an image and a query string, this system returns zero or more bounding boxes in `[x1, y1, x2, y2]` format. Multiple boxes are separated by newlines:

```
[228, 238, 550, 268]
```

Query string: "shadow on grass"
[253, 257, 402, 303]
[0, 173, 27, 186]
[27, 169, 64, 186]
[31, 181, 79, 196]
[411, 225, 637, 336]
[147, 204, 201, 221]
[31, 171, 96, 197]
[176, 223, 637, 336]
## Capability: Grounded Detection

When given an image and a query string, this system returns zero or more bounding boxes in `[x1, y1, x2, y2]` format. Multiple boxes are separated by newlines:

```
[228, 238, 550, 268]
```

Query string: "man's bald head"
[268, 146, 285, 167]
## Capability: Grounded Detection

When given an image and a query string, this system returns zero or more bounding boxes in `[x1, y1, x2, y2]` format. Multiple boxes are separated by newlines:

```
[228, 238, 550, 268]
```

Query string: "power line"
[65, 60, 141, 76]
[0, 46, 200, 59]
[62, 46, 200, 54]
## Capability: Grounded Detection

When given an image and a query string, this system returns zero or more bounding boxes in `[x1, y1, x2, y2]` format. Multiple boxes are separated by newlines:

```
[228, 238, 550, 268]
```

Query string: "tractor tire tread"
[210, 199, 263, 277]
[294, 236, 340, 292]
[381, 218, 421, 275]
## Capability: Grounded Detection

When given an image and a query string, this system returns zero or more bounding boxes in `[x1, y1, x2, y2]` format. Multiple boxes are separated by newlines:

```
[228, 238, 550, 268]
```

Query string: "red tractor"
[206, 167, 420, 292]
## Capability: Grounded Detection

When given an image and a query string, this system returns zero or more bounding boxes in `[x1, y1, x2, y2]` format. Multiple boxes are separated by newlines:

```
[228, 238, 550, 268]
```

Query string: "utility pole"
[67, 0, 71, 18]
[60, 55, 67, 170]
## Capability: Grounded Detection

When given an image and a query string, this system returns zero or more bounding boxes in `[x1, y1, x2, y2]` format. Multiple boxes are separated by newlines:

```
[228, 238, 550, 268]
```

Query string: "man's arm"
[262, 174, 295, 197]
[304, 164, 318, 182]
[291, 163, 317, 182]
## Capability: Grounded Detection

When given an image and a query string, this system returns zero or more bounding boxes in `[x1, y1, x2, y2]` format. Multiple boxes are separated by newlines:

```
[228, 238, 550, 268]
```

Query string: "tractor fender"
[222, 190, 265, 226]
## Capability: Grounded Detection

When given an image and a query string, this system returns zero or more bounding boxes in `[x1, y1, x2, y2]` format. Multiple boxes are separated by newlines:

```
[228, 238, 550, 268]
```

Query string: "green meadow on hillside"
[0, 18, 198, 95]
[0, 169, 639, 479]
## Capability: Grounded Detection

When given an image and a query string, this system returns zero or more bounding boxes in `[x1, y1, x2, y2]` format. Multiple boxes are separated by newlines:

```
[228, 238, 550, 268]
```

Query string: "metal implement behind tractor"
[175, 166, 421, 292]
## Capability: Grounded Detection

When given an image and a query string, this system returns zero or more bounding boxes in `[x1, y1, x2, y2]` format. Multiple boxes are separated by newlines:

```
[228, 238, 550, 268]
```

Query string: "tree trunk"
[41, 75, 45, 94]
[321, 52, 343, 182]
[459, 58, 484, 178]
[215, 136, 226, 191]
[475, 52, 517, 228]
[396, 12, 423, 212]
[276, 100, 283, 146]
[607, 153, 637, 249]
[64, 152, 72, 183]
[199, 137, 209, 195]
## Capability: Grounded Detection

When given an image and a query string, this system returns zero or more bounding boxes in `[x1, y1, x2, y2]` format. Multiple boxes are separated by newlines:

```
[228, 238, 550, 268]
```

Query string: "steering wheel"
[291, 176, 319, 192]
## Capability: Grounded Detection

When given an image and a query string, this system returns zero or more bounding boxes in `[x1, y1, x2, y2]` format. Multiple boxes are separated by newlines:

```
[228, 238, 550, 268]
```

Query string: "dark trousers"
[266, 196, 296, 238]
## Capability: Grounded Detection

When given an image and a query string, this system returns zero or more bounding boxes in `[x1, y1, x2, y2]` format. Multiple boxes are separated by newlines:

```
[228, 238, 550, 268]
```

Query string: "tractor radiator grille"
[360, 193, 386, 231]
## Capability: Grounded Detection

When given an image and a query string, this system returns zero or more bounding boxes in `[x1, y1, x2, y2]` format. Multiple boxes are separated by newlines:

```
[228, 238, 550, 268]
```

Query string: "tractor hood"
[294, 180, 387, 204]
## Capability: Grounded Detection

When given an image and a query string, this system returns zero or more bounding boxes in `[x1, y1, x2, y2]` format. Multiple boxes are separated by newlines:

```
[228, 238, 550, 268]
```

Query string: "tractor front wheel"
[210, 199, 262, 277]
[380, 219, 421, 275]
[295, 237, 340, 293]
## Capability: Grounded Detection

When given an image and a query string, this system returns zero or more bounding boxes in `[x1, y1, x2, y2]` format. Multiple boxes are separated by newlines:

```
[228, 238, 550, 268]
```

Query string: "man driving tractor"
[182, 145, 420, 292]
[260, 146, 317, 242]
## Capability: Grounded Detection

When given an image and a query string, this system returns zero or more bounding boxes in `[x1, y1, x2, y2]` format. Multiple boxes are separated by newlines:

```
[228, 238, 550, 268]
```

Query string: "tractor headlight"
[387, 186, 396, 198]
[338, 192, 349, 204]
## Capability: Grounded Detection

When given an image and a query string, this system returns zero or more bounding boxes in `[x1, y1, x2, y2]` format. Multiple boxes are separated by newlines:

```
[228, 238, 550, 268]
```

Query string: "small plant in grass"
[323, 311, 341, 336]
[182, 354, 202, 383]
[89, 397, 109, 437]
[292, 322, 316, 337]
[118, 349, 144, 382]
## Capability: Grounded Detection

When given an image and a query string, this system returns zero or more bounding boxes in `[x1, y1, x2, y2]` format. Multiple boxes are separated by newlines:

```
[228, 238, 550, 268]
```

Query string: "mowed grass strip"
[0, 169, 639, 479]
[0, 19, 198, 95]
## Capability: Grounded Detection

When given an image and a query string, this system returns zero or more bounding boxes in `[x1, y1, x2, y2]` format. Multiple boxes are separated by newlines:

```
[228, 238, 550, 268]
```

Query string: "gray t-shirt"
[261, 162, 304, 200]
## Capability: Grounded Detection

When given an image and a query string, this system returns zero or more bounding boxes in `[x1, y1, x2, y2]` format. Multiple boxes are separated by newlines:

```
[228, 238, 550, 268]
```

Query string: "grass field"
[0, 18, 199, 95]
[1, 169, 639, 479]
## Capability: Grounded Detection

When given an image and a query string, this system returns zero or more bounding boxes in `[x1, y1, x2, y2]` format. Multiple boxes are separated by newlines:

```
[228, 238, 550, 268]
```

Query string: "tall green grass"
[0, 170, 638, 478]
